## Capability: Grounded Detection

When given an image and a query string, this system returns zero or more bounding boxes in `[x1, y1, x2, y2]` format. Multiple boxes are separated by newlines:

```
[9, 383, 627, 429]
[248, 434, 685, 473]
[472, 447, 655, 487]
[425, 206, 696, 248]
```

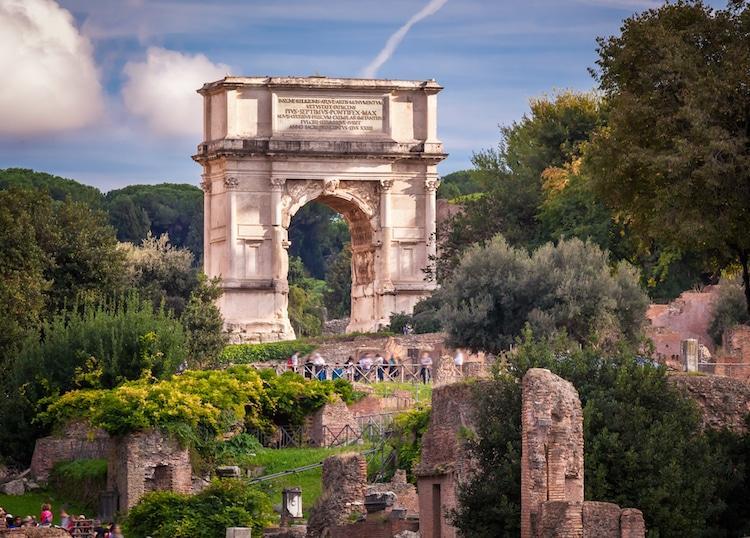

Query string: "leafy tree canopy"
[451, 332, 750, 538]
[0, 168, 103, 208]
[585, 0, 750, 313]
[440, 235, 648, 352]
[105, 183, 203, 262]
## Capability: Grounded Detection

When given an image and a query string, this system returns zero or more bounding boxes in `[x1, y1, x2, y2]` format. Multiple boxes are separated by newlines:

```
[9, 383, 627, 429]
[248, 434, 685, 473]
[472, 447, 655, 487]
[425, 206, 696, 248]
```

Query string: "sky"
[0, 0, 721, 192]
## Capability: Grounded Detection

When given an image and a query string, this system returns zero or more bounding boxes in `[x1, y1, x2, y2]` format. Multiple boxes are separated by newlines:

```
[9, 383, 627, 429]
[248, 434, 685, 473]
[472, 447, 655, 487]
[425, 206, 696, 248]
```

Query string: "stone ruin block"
[30, 421, 111, 482]
[521, 369, 646, 538]
[306, 453, 367, 538]
[304, 398, 361, 447]
[582, 501, 621, 538]
[107, 428, 192, 512]
[521, 368, 584, 538]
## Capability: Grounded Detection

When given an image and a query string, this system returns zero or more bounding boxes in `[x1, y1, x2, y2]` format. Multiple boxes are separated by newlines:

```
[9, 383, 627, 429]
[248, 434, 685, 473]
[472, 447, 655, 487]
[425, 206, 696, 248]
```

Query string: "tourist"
[388, 354, 397, 378]
[375, 352, 385, 381]
[420, 352, 433, 383]
[312, 352, 326, 380]
[291, 351, 300, 372]
[344, 356, 354, 381]
[453, 349, 464, 374]
[39, 503, 53, 526]
[59, 509, 71, 530]
[303, 356, 314, 378]
[108, 523, 124, 538]
[359, 354, 373, 381]
[21, 515, 35, 527]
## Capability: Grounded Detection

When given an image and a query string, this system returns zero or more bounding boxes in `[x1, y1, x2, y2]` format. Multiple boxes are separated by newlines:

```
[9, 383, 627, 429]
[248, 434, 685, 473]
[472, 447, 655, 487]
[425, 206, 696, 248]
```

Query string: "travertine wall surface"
[306, 453, 368, 538]
[30, 421, 111, 482]
[668, 373, 750, 433]
[521, 368, 584, 538]
[0, 529, 70, 538]
[107, 429, 192, 511]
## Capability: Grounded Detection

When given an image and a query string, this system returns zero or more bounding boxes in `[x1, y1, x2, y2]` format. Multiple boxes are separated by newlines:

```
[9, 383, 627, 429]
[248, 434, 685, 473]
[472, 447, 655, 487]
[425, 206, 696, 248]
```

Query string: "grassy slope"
[0, 491, 88, 524]
[370, 381, 432, 404]
[249, 447, 359, 518]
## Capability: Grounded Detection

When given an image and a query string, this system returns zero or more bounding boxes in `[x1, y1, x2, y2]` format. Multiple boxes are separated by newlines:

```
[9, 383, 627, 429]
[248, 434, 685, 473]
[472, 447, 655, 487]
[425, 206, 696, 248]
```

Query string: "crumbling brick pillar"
[620, 508, 646, 538]
[306, 453, 367, 538]
[521, 368, 584, 538]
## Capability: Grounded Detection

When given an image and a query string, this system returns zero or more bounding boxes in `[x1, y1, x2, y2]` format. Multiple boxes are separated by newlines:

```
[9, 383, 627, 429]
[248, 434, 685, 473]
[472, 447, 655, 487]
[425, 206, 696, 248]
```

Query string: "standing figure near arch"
[193, 76, 446, 343]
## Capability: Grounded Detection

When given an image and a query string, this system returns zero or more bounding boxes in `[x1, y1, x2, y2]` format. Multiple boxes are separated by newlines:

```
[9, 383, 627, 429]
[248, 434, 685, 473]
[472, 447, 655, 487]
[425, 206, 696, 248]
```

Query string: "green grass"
[249, 447, 361, 518]
[0, 491, 88, 524]
[371, 381, 432, 403]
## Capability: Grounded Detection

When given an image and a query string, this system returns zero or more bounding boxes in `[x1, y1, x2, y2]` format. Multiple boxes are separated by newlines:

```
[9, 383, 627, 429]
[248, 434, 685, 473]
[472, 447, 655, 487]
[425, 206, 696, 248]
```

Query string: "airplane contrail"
[361, 0, 448, 79]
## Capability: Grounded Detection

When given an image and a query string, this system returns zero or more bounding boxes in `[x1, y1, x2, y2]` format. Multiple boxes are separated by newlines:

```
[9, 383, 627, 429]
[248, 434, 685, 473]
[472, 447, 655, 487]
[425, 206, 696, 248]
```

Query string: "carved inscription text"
[276, 96, 383, 134]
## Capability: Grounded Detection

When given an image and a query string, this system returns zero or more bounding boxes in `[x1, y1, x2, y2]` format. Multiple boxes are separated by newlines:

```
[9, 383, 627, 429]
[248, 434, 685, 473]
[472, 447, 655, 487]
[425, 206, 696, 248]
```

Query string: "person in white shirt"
[420, 352, 433, 383]
[291, 352, 299, 372]
[312, 353, 326, 380]
[453, 350, 464, 374]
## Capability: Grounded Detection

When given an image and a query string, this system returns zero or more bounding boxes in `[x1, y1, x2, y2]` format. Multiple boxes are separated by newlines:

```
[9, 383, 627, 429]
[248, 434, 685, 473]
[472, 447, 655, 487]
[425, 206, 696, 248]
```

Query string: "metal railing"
[249, 363, 453, 384]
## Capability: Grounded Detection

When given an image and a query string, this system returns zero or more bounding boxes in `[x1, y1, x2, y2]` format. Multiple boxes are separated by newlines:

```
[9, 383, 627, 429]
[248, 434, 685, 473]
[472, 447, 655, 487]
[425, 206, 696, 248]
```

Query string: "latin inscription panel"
[276, 95, 384, 134]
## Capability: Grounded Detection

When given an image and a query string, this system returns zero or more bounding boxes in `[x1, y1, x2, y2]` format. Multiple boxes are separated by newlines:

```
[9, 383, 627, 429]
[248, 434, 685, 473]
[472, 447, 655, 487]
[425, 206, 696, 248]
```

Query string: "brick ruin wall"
[304, 398, 361, 447]
[30, 422, 111, 482]
[306, 453, 368, 538]
[0, 529, 71, 538]
[107, 428, 192, 512]
[367, 469, 419, 516]
[415, 381, 487, 538]
[521, 368, 646, 538]
[668, 373, 750, 433]
[521, 368, 585, 538]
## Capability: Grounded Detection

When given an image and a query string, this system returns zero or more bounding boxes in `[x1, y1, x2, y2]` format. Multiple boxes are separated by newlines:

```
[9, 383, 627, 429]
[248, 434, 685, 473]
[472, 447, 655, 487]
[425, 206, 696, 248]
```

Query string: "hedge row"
[219, 341, 316, 364]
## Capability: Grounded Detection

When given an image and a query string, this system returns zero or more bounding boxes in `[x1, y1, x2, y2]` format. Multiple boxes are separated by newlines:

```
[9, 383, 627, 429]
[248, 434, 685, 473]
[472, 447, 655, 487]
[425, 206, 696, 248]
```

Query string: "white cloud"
[361, 0, 448, 78]
[122, 47, 230, 137]
[0, 0, 104, 136]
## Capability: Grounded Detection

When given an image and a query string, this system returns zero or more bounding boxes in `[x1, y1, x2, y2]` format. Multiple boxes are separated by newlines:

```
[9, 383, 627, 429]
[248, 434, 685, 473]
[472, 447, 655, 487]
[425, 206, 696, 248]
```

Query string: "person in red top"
[39, 504, 53, 526]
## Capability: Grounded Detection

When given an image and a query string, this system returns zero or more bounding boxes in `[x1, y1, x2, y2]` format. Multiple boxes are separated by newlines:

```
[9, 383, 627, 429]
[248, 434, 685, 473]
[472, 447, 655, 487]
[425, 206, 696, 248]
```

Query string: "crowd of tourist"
[0, 505, 123, 537]
[285, 348, 466, 384]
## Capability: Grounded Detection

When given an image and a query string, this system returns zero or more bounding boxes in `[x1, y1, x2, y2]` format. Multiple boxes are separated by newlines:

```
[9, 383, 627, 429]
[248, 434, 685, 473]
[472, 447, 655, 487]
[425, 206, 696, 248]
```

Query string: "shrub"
[220, 341, 316, 364]
[40, 368, 359, 452]
[709, 279, 750, 344]
[389, 406, 431, 482]
[441, 235, 648, 352]
[123, 479, 274, 538]
[50, 459, 107, 510]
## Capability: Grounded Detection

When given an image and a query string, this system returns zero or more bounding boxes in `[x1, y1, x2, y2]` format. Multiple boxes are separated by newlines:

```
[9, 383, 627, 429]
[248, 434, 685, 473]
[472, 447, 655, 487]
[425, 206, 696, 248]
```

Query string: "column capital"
[424, 177, 439, 192]
[200, 176, 212, 193]
[270, 177, 286, 190]
[379, 179, 394, 192]
[224, 176, 240, 190]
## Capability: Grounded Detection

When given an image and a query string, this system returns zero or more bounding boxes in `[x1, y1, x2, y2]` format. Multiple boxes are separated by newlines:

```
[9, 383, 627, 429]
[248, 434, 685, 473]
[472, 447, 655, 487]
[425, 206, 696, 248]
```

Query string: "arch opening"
[286, 192, 376, 336]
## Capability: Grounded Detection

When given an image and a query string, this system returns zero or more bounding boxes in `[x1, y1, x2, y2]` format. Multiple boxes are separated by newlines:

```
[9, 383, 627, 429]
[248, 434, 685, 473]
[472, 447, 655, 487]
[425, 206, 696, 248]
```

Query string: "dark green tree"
[288, 201, 349, 280]
[585, 0, 750, 314]
[0, 189, 50, 365]
[324, 244, 352, 319]
[436, 170, 482, 200]
[0, 295, 185, 464]
[182, 274, 227, 369]
[0, 168, 103, 208]
[440, 236, 648, 352]
[105, 184, 203, 261]
[451, 332, 734, 538]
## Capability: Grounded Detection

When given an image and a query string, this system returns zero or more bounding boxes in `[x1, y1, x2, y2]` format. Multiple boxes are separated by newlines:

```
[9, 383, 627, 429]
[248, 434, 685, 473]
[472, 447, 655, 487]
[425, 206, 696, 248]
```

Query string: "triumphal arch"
[193, 76, 446, 342]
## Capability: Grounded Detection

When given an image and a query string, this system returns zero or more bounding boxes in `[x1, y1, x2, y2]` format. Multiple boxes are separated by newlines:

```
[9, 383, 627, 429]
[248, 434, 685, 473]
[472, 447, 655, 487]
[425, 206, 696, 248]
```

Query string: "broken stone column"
[681, 338, 699, 372]
[521, 368, 584, 538]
